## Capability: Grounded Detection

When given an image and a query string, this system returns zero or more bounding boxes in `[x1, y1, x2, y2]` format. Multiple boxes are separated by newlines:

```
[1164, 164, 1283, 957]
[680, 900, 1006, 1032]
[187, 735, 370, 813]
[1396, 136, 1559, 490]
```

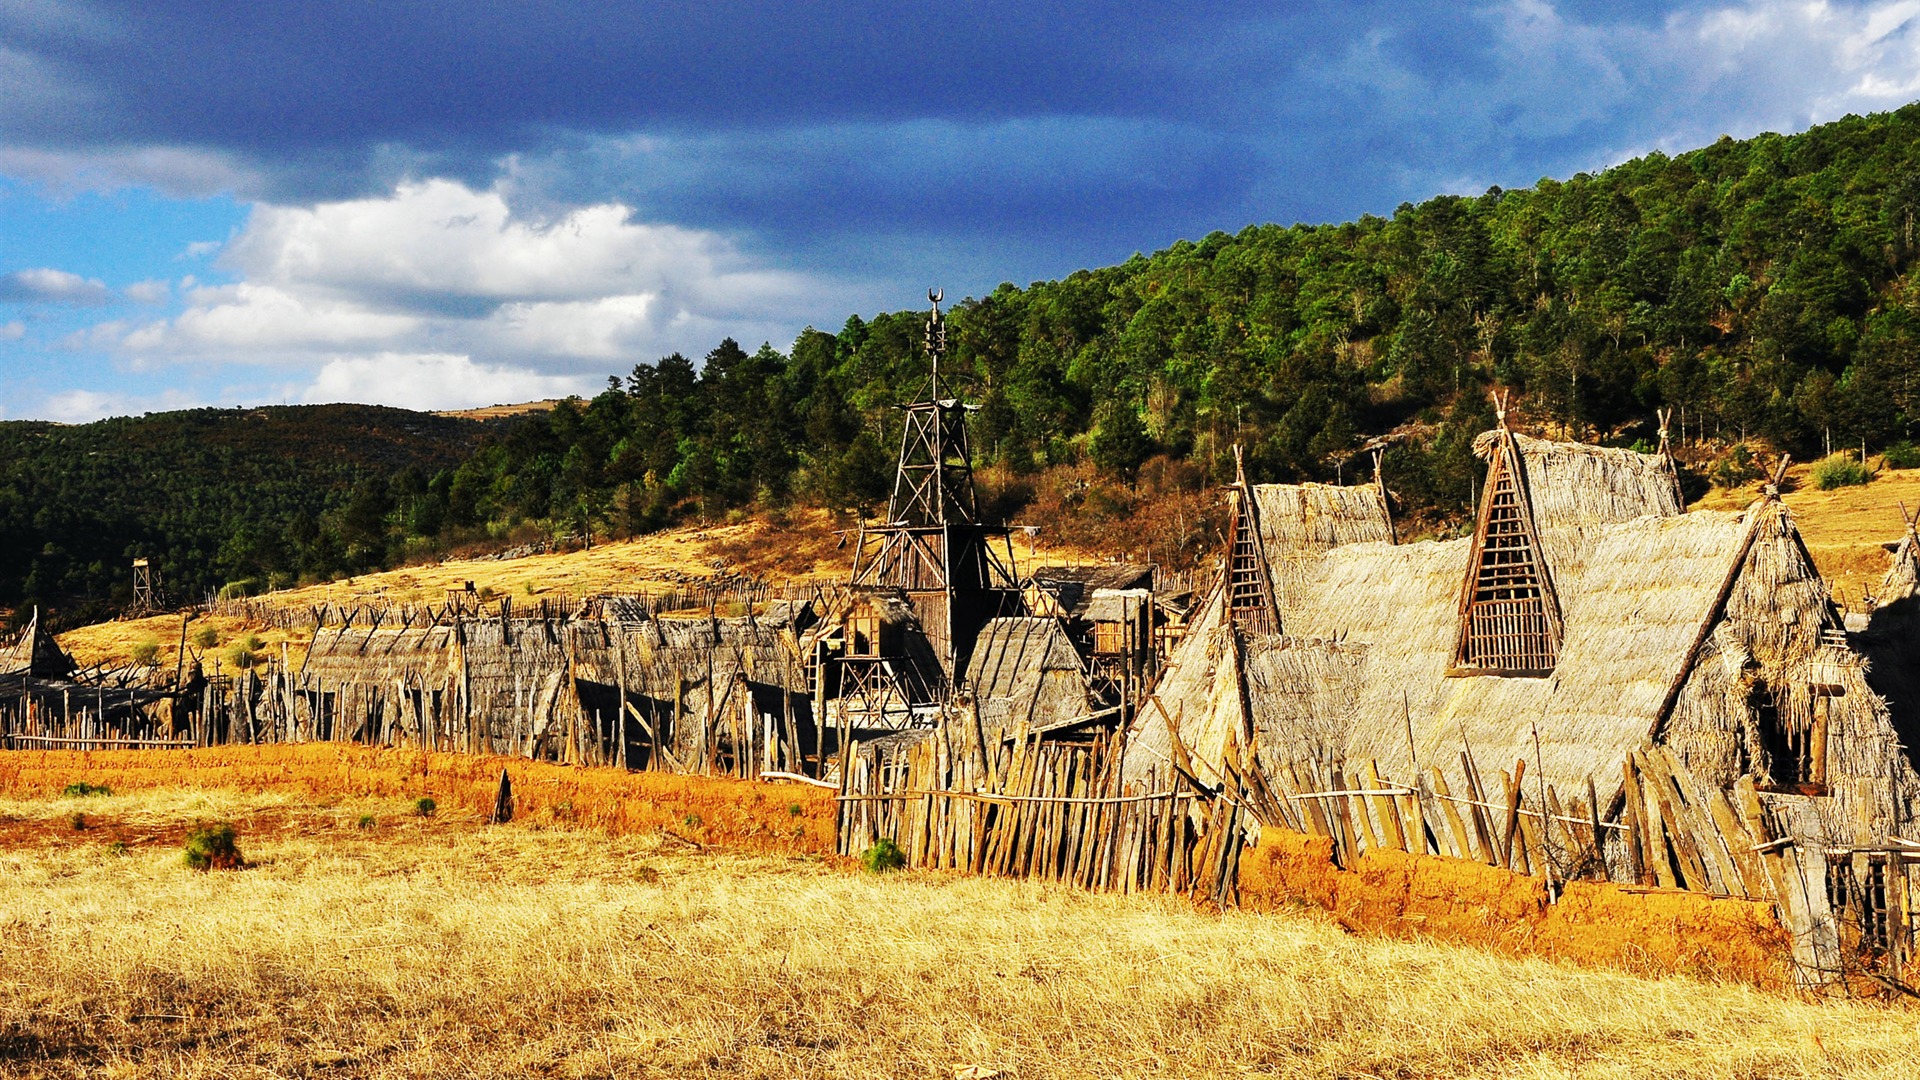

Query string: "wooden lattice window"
[1451, 430, 1562, 676]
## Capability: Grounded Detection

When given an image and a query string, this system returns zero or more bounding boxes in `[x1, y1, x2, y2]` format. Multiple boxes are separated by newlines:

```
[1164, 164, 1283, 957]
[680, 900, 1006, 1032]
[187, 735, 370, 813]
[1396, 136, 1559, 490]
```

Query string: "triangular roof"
[0, 609, 76, 680]
[1133, 484, 1841, 807]
[965, 617, 1092, 731]
[1451, 426, 1563, 676]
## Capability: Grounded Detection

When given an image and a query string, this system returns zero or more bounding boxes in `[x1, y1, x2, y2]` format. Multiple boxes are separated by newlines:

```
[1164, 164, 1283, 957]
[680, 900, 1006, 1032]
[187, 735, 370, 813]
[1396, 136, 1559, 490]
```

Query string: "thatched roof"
[1250, 482, 1393, 556]
[1134, 495, 1920, 840]
[1474, 430, 1682, 532]
[0, 610, 76, 680]
[965, 617, 1092, 732]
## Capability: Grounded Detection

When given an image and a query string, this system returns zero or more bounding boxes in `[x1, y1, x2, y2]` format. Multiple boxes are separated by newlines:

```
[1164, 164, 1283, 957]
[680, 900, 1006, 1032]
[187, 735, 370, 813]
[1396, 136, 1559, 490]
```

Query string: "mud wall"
[1239, 830, 1791, 989]
[0, 745, 838, 855]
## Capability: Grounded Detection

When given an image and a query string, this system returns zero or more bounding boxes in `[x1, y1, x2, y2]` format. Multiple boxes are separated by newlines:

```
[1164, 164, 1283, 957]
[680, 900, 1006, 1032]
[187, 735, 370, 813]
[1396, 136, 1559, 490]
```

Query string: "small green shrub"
[191, 627, 219, 649]
[1810, 453, 1874, 490]
[69, 812, 87, 831]
[1710, 444, 1765, 489]
[107, 840, 128, 856]
[216, 579, 260, 600]
[860, 838, 906, 874]
[356, 814, 377, 830]
[131, 638, 160, 666]
[681, 812, 703, 828]
[1884, 441, 1920, 470]
[787, 803, 804, 817]
[414, 797, 437, 817]
[61, 782, 111, 797]
[183, 823, 242, 871]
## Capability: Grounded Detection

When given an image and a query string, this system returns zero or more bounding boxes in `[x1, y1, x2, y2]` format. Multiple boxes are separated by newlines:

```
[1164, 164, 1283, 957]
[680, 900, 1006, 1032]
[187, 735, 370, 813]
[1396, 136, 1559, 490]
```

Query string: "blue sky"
[3, 1, 1920, 420]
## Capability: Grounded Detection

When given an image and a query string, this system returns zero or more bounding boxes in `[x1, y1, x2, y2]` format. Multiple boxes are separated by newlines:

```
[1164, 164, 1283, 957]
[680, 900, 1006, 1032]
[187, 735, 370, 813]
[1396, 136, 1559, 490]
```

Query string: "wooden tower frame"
[849, 290, 1021, 685]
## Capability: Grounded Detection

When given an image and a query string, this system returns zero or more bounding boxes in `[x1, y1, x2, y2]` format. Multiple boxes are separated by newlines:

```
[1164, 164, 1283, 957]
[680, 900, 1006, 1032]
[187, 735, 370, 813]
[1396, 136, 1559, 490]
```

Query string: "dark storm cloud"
[3, 2, 1910, 291]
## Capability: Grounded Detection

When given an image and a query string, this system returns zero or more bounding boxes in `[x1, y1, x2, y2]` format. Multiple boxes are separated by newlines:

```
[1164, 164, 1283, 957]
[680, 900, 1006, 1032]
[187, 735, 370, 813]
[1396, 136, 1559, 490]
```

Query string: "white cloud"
[31, 385, 201, 423]
[128, 281, 420, 351]
[0, 265, 112, 303]
[0, 320, 24, 340]
[124, 278, 170, 304]
[0, 144, 258, 198]
[85, 177, 830, 406]
[1327, 0, 1920, 193]
[178, 241, 222, 260]
[0, 267, 112, 304]
[224, 179, 805, 311]
[301, 352, 588, 411]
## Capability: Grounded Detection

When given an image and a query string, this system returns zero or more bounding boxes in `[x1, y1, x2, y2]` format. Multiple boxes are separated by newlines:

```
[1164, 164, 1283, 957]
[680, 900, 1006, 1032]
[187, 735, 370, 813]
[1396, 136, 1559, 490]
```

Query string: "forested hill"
[438, 104, 1920, 546]
[10, 104, 1920, 625]
[0, 406, 491, 625]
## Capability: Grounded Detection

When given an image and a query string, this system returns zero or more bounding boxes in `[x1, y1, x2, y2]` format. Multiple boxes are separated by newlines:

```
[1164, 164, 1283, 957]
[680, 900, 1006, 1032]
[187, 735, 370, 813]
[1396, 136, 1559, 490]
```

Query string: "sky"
[3, 1, 1920, 421]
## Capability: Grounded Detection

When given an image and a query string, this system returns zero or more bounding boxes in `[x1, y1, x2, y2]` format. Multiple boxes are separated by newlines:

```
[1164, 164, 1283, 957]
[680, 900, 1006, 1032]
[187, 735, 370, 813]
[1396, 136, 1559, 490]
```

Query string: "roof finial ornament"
[1492, 389, 1510, 428]
[1655, 407, 1672, 458]
[924, 287, 946, 397]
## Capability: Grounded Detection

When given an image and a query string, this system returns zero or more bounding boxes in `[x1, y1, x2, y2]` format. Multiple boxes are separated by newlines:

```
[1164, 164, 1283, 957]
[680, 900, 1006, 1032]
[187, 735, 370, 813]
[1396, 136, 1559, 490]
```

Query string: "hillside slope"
[0, 404, 504, 624]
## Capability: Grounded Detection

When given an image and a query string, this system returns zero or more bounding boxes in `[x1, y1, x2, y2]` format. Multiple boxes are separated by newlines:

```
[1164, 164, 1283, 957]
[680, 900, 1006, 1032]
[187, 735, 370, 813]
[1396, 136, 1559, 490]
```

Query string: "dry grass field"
[0, 787, 1915, 1079]
[55, 511, 1104, 669]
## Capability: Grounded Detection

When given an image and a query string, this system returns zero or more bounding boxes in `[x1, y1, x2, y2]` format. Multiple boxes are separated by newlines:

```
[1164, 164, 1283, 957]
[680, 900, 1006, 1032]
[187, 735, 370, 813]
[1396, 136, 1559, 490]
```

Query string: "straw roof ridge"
[1248, 481, 1393, 558]
[1474, 429, 1682, 531]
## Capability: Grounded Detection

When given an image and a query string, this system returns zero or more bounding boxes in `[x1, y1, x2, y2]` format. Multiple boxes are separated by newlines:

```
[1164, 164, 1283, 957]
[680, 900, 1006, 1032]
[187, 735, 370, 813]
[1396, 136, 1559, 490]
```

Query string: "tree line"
[9, 103, 1920, 623]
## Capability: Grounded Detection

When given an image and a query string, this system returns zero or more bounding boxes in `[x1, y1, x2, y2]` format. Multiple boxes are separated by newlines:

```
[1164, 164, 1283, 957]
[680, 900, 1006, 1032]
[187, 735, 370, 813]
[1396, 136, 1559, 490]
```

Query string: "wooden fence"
[1259, 744, 1913, 990]
[835, 727, 1247, 905]
[200, 577, 826, 632]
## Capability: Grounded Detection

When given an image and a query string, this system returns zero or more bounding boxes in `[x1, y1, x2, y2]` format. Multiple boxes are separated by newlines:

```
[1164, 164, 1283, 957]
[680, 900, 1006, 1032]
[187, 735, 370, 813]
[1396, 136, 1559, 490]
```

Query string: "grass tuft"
[183, 822, 243, 871]
[860, 838, 906, 873]
[414, 797, 437, 818]
[60, 782, 111, 798]
[1811, 453, 1874, 490]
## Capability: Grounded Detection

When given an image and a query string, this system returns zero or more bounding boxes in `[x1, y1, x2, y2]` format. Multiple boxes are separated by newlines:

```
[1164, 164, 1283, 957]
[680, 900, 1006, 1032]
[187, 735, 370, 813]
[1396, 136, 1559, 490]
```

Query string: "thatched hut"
[1133, 428, 1920, 853]
[0, 609, 76, 680]
[1852, 519, 1920, 768]
[964, 617, 1095, 733]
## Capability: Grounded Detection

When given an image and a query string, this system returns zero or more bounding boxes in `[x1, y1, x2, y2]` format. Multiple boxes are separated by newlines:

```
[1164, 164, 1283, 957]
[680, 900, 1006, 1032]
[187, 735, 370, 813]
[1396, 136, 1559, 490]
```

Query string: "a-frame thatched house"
[0, 609, 77, 680]
[1132, 424, 1920, 856]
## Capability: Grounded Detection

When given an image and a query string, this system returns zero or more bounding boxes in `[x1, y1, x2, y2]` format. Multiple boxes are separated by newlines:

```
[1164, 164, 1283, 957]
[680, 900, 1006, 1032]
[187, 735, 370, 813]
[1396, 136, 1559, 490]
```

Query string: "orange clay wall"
[0, 745, 838, 855]
[0, 746, 1792, 986]
[1239, 830, 1792, 988]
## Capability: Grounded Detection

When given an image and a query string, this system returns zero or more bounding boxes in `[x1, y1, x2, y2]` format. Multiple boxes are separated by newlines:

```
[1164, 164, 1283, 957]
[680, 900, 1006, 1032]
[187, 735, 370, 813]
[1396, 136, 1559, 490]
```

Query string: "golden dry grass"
[0, 789, 1914, 1078]
[55, 512, 1107, 668]
[431, 399, 565, 420]
[58, 613, 316, 673]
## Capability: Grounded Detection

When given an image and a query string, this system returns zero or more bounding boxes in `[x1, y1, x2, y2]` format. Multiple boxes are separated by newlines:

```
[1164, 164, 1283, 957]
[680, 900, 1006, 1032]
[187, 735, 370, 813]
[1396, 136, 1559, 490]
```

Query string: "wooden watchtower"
[848, 289, 1022, 688]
